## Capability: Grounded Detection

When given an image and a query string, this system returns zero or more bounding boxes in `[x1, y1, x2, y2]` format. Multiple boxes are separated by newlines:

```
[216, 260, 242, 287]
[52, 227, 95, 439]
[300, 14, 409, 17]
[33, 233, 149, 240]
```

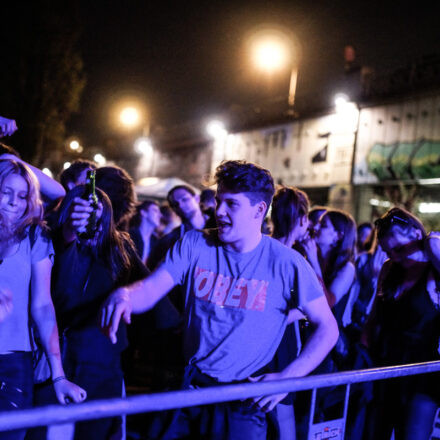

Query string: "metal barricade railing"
[1, 360, 440, 432]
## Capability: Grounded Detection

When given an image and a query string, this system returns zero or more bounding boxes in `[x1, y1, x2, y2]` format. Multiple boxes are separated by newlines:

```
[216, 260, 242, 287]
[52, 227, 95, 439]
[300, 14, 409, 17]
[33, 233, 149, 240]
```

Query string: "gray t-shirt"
[0, 226, 54, 353]
[162, 230, 324, 382]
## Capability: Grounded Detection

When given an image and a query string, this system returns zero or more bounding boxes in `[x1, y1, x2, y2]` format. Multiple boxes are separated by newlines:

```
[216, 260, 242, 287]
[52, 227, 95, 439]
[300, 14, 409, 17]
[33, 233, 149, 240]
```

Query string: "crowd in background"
[0, 116, 439, 440]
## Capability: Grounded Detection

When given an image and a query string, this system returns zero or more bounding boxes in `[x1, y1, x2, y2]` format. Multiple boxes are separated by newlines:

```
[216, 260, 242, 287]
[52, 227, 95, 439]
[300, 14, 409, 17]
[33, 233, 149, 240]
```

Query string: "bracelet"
[52, 376, 66, 384]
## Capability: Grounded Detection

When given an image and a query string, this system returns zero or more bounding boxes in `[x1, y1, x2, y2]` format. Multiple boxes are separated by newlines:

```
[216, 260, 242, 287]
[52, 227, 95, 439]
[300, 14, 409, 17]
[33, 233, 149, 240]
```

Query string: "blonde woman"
[0, 159, 85, 440]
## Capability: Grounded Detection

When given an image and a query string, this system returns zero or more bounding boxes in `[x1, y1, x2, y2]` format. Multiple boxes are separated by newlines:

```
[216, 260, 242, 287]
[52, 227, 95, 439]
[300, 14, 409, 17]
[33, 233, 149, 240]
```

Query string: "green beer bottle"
[78, 170, 98, 239]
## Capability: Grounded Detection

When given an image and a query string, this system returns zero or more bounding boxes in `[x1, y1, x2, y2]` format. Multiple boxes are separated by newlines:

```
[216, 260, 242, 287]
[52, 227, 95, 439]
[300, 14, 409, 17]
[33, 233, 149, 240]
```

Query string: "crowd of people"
[0, 118, 439, 440]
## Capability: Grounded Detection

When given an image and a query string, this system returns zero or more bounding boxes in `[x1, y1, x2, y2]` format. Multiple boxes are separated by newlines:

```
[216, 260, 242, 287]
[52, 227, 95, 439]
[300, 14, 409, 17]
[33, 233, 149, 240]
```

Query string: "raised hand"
[0, 117, 18, 138]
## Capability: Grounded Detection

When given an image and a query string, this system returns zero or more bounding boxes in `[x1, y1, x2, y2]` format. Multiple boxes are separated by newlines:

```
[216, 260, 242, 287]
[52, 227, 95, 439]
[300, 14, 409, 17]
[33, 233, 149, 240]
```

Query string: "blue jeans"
[162, 401, 268, 440]
[0, 352, 33, 440]
[154, 366, 269, 440]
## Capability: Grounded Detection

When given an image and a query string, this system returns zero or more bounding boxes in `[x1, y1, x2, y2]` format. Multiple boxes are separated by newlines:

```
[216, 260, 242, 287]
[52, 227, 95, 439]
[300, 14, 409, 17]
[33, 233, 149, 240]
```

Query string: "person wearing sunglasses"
[365, 207, 440, 440]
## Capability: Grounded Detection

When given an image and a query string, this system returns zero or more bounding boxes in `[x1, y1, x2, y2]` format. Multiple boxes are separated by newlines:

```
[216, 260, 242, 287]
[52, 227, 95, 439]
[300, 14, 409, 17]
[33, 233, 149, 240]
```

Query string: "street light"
[249, 29, 299, 112]
[134, 137, 153, 156]
[333, 92, 359, 127]
[253, 38, 289, 73]
[94, 153, 106, 166]
[120, 107, 140, 129]
[206, 120, 227, 139]
[135, 137, 155, 176]
[69, 140, 80, 151]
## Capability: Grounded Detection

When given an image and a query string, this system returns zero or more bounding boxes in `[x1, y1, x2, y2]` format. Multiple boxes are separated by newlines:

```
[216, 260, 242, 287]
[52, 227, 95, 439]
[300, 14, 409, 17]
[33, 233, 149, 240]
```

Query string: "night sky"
[6, 1, 440, 147]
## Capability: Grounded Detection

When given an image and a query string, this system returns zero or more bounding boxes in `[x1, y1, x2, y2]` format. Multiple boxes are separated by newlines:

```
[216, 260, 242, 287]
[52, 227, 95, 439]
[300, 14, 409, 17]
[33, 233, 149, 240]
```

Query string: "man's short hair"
[200, 188, 216, 205]
[130, 199, 159, 228]
[214, 160, 275, 207]
[166, 185, 197, 206]
[59, 159, 96, 190]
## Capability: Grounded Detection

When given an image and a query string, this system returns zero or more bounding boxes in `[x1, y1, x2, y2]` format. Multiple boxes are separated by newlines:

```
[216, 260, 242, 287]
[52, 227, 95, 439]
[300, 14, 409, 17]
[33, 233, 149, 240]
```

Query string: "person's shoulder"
[264, 235, 304, 260]
[163, 225, 180, 239]
[336, 260, 356, 280]
[27, 222, 51, 243]
[180, 228, 221, 251]
[356, 251, 369, 265]
[157, 225, 181, 247]
[185, 228, 214, 245]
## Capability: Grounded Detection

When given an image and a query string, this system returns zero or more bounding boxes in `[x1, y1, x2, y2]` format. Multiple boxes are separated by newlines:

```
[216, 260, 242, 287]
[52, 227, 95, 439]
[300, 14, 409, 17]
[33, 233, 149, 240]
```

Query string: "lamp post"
[112, 102, 154, 179]
[206, 120, 229, 175]
[250, 31, 299, 116]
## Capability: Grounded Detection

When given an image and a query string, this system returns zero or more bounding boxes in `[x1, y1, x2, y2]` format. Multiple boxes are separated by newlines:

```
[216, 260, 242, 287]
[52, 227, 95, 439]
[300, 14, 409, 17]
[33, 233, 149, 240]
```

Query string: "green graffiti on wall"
[367, 139, 440, 180]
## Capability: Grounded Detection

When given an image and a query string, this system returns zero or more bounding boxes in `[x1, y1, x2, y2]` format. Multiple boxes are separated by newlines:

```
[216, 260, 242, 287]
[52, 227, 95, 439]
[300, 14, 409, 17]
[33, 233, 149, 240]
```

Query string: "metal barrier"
[1, 360, 440, 432]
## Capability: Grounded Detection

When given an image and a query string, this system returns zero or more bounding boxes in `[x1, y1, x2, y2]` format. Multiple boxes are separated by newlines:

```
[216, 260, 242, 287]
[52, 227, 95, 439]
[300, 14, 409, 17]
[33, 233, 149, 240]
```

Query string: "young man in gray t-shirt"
[101, 160, 338, 439]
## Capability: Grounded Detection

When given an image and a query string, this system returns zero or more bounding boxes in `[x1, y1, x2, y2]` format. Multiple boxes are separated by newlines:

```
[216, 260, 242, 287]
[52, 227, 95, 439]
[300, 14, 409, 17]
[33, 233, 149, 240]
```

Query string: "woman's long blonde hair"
[0, 159, 43, 238]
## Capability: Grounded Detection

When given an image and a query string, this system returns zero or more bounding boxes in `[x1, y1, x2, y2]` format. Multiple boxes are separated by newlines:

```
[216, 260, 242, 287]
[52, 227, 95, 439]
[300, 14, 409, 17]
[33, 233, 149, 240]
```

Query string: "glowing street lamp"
[334, 92, 358, 122]
[94, 153, 106, 166]
[206, 120, 227, 139]
[134, 137, 153, 155]
[253, 38, 289, 73]
[334, 93, 350, 110]
[119, 107, 140, 129]
[250, 30, 299, 111]
[69, 140, 80, 151]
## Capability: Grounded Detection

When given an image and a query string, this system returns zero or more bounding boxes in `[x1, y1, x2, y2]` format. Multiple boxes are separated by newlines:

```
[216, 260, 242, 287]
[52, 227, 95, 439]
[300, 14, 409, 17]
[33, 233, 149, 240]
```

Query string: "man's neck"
[139, 221, 154, 239]
[223, 232, 263, 253]
[185, 211, 206, 230]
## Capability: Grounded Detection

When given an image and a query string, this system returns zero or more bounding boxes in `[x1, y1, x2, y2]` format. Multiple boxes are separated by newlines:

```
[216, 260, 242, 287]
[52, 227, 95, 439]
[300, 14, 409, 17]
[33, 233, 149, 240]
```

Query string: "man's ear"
[255, 201, 267, 219]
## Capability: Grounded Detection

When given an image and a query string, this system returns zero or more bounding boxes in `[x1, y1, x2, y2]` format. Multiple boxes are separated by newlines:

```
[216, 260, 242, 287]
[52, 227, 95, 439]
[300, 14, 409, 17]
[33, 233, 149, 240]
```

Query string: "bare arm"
[425, 232, 440, 274]
[361, 259, 391, 347]
[302, 238, 323, 279]
[30, 257, 86, 404]
[0, 153, 65, 202]
[0, 116, 17, 137]
[100, 266, 176, 343]
[287, 307, 306, 324]
[284, 295, 339, 376]
[326, 262, 355, 306]
[250, 295, 338, 412]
